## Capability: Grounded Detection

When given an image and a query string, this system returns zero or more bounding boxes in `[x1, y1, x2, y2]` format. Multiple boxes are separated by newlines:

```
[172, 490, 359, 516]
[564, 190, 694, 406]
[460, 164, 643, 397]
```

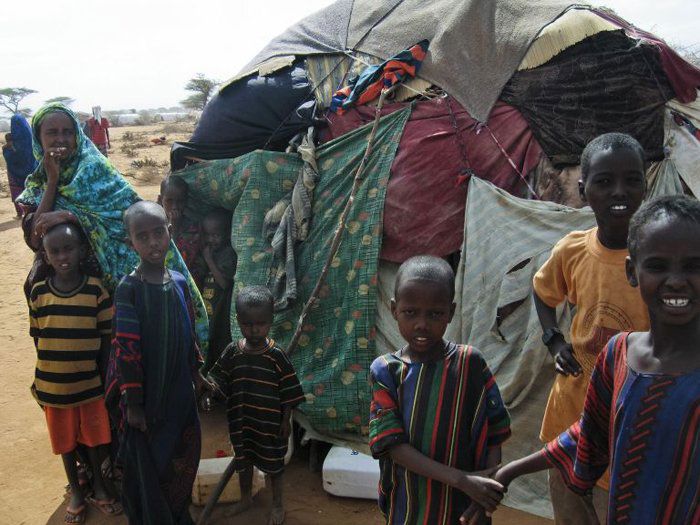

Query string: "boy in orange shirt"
[533, 133, 649, 524]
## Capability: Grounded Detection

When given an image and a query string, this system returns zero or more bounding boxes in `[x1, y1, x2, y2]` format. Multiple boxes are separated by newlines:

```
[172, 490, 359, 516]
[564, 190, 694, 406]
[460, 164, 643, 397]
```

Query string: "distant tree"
[180, 74, 218, 111]
[45, 96, 75, 107]
[0, 87, 37, 114]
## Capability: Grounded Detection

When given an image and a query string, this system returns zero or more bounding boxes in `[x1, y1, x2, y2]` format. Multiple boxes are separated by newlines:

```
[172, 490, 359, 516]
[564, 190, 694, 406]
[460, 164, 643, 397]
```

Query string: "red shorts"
[44, 398, 111, 455]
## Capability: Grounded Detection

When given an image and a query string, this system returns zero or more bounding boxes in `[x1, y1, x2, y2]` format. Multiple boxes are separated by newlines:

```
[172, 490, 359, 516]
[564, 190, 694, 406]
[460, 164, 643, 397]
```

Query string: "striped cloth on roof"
[369, 342, 511, 524]
[211, 339, 305, 474]
[29, 276, 111, 407]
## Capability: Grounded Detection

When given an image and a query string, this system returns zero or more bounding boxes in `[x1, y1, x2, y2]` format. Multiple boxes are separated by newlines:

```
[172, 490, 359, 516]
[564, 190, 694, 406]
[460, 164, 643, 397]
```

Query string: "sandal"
[65, 504, 86, 523]
[86, 496, 123, 516]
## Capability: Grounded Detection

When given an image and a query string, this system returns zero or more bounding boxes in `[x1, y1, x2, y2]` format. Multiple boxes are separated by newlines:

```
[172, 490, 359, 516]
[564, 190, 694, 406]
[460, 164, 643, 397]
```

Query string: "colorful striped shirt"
[544, 333, 700, 524]
[29, 276, 112, 407]
[210, 339, 305, 474]
[369, 342, 511, 525]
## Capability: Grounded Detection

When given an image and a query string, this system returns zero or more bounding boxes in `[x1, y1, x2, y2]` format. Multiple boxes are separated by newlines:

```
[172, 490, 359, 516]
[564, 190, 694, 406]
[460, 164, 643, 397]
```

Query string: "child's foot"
[229, 494, 253, 516]
[64, 503, 86, 523]
[268, 504, 285, 525]
[86, 496, 123, 516]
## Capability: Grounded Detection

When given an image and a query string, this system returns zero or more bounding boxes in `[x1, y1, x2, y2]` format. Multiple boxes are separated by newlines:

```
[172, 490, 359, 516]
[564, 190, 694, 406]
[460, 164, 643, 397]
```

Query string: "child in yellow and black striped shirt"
[29, 222, 121, 521]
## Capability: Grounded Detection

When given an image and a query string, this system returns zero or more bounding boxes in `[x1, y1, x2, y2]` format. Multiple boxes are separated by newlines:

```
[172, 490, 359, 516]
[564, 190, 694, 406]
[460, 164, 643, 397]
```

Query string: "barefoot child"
[198, 208, 237, 372]
[158, 175, 202, 282]
[494, 195, 700, 524]
[106, 201, 211, 523]
[369, 256, 511, 525]
[29, 222, 121, 522]
[209, 285, 304, 525]
[533, 133, 649, 523]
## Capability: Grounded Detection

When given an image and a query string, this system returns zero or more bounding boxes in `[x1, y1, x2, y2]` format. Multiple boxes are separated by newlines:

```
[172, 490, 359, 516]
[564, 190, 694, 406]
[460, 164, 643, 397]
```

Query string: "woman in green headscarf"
[18, 102, 209, 349]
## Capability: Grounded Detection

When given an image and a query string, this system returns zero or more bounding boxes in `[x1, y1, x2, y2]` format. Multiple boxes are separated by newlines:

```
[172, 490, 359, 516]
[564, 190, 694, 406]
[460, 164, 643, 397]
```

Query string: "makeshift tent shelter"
[171, 1, 700, 517]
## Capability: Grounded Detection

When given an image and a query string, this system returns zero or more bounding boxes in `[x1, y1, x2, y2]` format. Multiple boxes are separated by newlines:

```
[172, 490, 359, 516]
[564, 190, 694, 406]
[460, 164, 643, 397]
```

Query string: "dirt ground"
[0, 125, 551, 524]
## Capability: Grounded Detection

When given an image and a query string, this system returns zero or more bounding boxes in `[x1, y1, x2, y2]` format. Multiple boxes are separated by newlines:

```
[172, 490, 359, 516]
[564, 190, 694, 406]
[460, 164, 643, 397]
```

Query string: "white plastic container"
[322, 446, 380, 500]
[192, 457, 265, 506]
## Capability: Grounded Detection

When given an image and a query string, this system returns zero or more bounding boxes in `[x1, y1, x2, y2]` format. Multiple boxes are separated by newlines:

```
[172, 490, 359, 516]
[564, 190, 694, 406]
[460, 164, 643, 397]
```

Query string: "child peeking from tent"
[368, 255, 511, 525]
[489, 195, 700, 525]
[196, 207, 237, 375]
[106, 201, 213, 523]
[158, 174, 203, 284]
[209, 285, 304, 525]
[531, 133, 649, 523]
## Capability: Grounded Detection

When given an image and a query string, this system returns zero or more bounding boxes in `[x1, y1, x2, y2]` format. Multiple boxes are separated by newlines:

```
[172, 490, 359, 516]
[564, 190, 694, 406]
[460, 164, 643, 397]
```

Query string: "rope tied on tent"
[476, 122, 540, 200]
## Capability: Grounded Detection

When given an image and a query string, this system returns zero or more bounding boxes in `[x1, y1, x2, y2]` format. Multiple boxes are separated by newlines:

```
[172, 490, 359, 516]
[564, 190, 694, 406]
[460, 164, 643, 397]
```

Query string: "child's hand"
[195, 370, 216, 397]
[127, 404, 147, 432]
[456, 467, 505, 515]
[549, 341, 582, 376]
[460, 503, 487, 525]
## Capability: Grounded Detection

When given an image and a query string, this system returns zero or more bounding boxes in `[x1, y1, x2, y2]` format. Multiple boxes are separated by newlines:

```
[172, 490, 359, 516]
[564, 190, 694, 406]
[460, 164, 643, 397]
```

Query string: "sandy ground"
[0, 125, 551, 524]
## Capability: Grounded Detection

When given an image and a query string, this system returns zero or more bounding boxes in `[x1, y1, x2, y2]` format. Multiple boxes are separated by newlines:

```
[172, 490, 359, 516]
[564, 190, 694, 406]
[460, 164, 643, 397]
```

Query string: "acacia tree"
[0, 87, 37, 115]
[46, 96, 75, 107]
[181, 74, 218, 111]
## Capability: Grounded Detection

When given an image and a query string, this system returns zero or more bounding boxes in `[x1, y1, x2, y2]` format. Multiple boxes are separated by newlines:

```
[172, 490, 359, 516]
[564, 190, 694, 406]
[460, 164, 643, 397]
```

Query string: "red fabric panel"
[321, 97, 543, 263]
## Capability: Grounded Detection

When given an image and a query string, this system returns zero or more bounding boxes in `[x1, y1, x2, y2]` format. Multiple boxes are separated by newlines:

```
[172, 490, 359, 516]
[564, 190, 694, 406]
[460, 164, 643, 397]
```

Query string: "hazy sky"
[1, 0, 696, 114]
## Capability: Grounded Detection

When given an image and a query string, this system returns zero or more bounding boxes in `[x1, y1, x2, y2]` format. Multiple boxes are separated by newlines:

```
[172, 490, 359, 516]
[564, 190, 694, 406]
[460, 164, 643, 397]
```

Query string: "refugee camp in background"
[168, 0, 700, 517]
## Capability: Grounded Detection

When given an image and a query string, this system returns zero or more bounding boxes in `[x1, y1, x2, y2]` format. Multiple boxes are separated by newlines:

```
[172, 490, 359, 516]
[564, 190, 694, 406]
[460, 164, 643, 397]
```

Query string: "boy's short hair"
[4, 133, 11, 142]
[236, 285, 274, 315]
[394, 255, 455, 301]
[204, 208, 232, 232]
[43, 221, 87, 246]
[160, 175, 189, 196]
[628, 195, 700, 259]
[123, 200, 167, 233]
[580, 132, 645, 181]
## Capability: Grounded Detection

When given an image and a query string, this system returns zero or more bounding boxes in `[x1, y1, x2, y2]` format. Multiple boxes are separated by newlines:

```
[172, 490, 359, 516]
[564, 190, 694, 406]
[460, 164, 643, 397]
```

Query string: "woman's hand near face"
[43, 147, 69, 185]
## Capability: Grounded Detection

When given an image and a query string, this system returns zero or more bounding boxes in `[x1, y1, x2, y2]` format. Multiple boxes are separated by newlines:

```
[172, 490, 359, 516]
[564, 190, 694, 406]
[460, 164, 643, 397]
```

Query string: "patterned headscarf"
[18, 103, 210, 355]
[25, 102, 121, 188]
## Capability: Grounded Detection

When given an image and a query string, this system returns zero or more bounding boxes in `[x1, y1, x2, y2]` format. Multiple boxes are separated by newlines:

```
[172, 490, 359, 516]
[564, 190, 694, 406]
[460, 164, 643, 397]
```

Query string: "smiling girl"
[493, 195, 700, 525]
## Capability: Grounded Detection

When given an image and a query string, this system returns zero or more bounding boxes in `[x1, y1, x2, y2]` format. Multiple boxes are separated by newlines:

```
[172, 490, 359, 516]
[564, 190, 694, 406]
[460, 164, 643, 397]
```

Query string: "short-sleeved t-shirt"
[29, 276, 112, 407]
[533, 227, 649, 486]
[210, 339, 304, 474]
[369, 342, 511, 524]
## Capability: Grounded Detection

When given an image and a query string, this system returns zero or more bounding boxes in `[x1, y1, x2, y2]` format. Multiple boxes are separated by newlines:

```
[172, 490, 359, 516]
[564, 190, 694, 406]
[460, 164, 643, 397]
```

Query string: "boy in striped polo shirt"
[29, 222, 121, 522]
[369, 256, 511, 525]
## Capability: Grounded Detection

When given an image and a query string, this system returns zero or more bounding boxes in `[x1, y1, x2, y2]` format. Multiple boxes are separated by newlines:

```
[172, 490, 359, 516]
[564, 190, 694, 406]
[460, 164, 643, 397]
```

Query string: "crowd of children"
[24, 130, 699, 525]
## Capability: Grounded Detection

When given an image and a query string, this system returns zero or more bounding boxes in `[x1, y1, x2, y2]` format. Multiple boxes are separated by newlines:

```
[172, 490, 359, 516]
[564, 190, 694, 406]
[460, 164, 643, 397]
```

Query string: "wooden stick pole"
[195, 457, 238, 525]
[285, 87, 393, 357]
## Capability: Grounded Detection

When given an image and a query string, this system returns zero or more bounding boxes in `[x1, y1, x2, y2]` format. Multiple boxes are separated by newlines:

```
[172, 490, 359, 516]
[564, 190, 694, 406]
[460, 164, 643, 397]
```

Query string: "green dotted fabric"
[176, 108, 410, 437]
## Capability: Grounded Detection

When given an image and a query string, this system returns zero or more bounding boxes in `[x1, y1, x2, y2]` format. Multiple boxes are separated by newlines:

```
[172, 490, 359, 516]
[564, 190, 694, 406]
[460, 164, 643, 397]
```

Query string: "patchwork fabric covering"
[239, 0, 576, 122]
[174, 2, 700, 517]
[175, 109, 410, 437]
